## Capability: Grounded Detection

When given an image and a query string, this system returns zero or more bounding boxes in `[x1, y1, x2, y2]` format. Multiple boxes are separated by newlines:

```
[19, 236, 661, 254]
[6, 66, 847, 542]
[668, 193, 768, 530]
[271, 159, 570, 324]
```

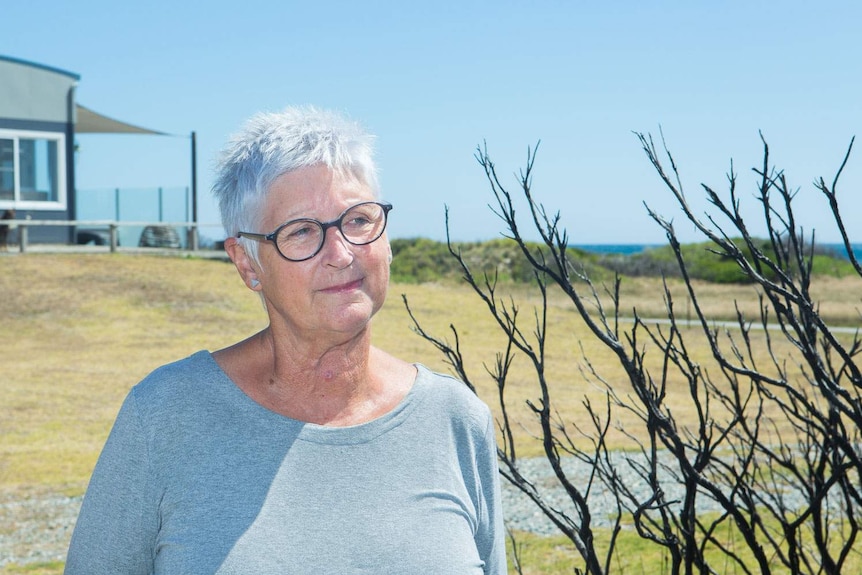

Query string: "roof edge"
[0, 54, 80, 81]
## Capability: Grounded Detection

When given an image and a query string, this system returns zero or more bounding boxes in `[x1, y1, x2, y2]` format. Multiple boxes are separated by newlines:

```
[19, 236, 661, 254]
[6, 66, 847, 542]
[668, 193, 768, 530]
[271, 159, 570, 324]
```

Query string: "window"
[0, 130, 66, 209]
[0, 138, 13, 200]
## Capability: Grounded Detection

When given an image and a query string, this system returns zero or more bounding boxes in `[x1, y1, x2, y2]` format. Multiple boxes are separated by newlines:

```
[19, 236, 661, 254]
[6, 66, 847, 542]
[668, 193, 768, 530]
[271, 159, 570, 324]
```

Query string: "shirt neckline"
[195, 351, 432, 445]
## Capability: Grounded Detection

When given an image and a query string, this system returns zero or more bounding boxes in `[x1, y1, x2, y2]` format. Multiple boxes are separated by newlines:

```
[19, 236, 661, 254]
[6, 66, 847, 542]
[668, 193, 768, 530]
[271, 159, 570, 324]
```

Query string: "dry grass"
[401, 273, 862, 459]
[3, 253, 861, 495]
[1, 254, 264, 494]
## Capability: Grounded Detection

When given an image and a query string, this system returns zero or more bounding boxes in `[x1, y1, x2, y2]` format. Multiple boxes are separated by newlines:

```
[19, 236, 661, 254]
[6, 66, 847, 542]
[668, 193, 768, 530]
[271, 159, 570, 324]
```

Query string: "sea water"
[572, 244, 660, 255]
[573, 243, 862, 260]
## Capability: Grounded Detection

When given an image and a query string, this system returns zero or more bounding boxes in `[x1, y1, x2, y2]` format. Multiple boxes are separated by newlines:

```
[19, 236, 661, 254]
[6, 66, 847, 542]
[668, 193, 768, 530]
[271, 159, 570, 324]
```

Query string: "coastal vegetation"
[391, 236, 859, 285]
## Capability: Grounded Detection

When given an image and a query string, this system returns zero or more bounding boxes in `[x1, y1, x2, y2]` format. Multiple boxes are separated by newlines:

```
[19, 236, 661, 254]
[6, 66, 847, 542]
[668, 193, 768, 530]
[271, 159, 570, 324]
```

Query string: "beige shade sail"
[75, 104, 168, 135]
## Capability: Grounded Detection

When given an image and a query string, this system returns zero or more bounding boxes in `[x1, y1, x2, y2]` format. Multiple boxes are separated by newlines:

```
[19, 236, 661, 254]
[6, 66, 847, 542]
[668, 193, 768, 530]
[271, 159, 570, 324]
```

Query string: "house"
[0, 54, 189, 245]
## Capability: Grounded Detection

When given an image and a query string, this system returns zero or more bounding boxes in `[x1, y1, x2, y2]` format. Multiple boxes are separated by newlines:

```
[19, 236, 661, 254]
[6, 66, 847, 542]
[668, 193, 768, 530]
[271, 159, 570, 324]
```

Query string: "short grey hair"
[212, 105, 379, 262]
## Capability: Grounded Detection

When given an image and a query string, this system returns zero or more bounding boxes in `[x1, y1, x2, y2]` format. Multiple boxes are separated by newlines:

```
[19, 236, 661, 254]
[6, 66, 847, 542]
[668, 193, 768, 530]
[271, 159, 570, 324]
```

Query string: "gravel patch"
[499, 454, 659, 536]
[499, 452, 815, 536]
[0, 492, 81, 567]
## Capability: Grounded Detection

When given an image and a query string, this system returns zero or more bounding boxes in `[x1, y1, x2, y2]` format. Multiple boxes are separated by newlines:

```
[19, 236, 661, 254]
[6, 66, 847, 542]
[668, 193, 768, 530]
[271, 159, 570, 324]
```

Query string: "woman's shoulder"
[138, 349, 216, 382]
[414, 364, 474, 394]
[413, 364, 493, 425]
[129, 351, 225, 409]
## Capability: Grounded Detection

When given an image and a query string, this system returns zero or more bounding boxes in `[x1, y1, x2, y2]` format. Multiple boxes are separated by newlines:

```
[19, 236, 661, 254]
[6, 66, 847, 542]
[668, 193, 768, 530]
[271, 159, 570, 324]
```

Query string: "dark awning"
[75, 104, 168, 135]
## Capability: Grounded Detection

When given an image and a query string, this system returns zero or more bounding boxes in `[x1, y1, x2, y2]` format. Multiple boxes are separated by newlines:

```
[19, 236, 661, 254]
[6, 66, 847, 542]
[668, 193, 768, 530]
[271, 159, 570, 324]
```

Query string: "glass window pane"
[0, 139, 13, 200]
[19, 138, 58, 202]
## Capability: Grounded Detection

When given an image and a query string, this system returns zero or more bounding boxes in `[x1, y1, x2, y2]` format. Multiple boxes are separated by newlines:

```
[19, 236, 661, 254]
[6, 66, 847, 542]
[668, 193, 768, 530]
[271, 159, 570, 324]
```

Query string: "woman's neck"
[258, 327, 381, 425]
[215, 326, 414, 427]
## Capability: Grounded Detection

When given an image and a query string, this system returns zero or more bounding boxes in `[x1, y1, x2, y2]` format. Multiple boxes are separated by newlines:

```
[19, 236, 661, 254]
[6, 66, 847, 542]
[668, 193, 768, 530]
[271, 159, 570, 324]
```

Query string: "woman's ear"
[224, 237, 262, 291]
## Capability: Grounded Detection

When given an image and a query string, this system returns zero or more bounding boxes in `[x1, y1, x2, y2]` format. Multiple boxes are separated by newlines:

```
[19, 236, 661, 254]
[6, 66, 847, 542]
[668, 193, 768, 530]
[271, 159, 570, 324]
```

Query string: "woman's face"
[252, 165, 390, 343]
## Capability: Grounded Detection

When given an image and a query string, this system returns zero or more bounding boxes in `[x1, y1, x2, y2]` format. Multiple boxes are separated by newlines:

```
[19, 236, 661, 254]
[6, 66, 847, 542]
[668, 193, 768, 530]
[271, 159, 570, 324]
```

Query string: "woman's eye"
[347, 216, 372, 227]
[283, 223, 317, 241]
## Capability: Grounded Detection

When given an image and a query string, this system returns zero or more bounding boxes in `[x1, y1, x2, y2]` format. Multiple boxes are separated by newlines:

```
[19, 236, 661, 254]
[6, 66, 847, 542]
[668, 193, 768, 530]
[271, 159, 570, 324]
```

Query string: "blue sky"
[3, 1, 860, 245]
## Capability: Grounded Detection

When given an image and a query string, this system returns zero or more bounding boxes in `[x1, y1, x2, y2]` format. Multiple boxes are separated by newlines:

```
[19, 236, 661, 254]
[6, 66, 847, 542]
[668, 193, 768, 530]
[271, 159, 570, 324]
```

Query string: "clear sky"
[3, 1, 860, 245]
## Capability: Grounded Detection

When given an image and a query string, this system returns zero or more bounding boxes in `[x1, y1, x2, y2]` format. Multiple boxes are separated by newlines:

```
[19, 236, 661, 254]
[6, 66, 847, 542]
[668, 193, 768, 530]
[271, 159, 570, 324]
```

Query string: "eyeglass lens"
[275, 202, 388, 260]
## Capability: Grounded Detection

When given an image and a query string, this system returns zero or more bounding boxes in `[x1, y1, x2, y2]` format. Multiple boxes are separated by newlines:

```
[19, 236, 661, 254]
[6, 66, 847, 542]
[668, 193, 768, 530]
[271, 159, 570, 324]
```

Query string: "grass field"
[2, 252, 860, 573]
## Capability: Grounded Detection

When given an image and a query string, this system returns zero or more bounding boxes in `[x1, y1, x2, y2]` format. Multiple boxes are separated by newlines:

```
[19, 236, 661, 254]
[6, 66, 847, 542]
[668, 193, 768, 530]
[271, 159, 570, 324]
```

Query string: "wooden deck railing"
[1, 219, 223, 253]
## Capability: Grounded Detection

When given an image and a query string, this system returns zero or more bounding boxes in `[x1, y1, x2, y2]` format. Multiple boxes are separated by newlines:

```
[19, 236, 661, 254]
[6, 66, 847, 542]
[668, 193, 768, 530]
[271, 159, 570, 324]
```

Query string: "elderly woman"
[64, 106, 507, 574]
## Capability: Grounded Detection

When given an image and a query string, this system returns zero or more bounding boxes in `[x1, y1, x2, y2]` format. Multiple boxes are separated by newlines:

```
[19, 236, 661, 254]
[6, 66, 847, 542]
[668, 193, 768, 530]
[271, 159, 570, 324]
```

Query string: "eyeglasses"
[237, 201, 393, 262]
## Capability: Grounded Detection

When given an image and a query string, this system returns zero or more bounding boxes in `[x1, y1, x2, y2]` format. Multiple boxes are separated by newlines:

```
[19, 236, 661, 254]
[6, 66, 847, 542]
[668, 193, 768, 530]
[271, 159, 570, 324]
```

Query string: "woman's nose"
[319, 226, 354, 267]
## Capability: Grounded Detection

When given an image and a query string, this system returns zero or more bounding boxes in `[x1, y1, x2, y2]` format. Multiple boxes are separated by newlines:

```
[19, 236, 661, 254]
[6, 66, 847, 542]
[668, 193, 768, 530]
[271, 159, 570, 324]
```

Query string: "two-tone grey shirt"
[64, 351, 507, 574]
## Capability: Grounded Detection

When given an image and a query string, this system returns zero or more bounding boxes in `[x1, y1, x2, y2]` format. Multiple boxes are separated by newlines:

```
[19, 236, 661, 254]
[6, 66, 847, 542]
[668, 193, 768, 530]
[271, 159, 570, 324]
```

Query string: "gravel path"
[0, 491, 82, 567]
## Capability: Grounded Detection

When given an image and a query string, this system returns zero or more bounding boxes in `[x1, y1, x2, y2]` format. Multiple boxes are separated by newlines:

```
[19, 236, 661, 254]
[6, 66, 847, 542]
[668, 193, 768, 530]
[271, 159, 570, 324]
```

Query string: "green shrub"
[390, 237, 852, 285]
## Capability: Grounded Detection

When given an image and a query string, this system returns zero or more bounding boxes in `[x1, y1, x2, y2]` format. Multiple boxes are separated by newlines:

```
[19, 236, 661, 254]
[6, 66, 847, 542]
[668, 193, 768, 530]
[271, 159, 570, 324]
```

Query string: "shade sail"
[75, 104, 168, 135]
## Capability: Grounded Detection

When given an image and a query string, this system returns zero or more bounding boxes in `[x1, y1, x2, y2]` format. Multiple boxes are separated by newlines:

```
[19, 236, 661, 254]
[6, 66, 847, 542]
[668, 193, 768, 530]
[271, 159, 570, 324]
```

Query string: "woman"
[64, 106, 507, 574]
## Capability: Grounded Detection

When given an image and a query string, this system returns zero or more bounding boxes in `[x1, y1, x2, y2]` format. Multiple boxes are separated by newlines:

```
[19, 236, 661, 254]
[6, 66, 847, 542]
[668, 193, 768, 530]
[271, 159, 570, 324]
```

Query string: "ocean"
[573, 244, 661, 255]
[574, 243, 862, 261]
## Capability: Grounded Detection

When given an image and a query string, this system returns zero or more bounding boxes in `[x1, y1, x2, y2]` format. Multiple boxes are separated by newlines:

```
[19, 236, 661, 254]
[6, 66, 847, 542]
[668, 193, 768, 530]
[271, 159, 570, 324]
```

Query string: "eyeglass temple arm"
[236, 231, 269, 241]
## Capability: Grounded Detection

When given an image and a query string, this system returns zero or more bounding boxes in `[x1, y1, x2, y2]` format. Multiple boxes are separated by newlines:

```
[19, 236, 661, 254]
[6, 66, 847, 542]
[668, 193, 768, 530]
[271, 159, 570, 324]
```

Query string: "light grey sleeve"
[477, 412, 508, 574]
[64, 391, 157, 575]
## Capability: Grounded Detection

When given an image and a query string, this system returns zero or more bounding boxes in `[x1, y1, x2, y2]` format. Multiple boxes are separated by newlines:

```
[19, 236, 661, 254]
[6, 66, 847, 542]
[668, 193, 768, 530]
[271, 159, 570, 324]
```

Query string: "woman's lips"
[320, 278, 363, 294]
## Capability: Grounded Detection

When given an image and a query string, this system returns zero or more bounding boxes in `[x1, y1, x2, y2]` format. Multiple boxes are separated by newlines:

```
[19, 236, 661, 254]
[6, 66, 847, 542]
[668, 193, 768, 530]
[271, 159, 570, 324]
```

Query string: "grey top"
[64, 351, 507, 574]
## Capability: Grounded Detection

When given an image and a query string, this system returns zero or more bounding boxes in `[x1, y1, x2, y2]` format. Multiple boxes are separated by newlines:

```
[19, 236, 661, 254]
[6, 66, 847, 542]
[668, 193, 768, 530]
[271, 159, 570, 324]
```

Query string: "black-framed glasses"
[237, 201, 393, 262]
